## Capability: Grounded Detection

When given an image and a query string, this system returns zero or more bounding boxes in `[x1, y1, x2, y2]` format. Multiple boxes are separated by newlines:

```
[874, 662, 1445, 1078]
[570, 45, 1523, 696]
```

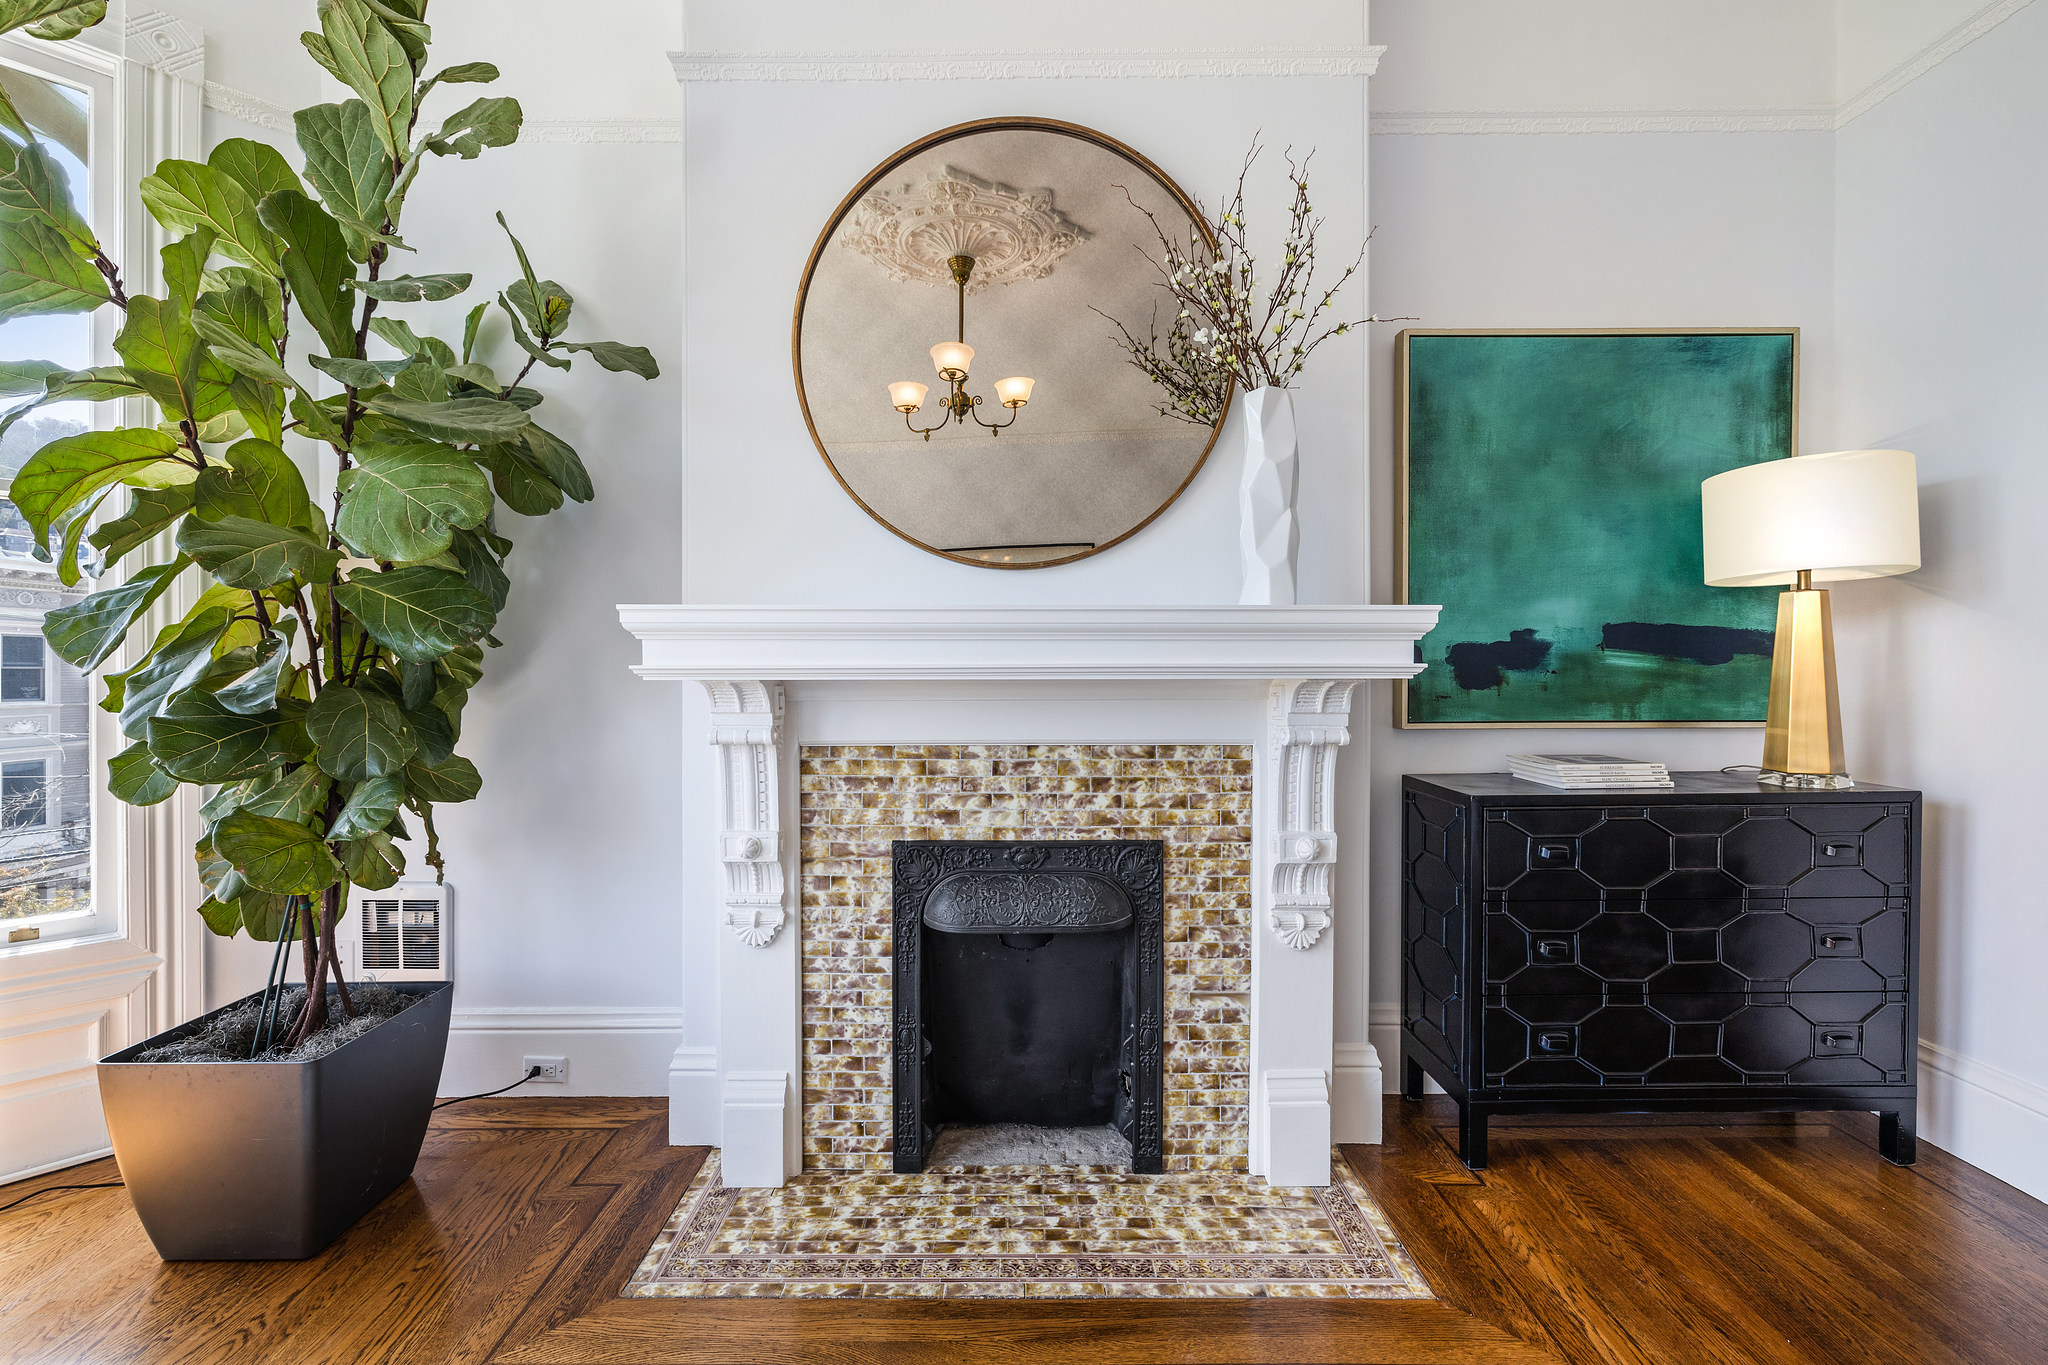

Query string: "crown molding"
[522, 118, 683, 145]
[1371, 106, 1834, 136]
[670, 47, 1384, 83]
[200, 81, 289, 132]
[1837, 0, 2037, 126]
[124, 8, 202, 82]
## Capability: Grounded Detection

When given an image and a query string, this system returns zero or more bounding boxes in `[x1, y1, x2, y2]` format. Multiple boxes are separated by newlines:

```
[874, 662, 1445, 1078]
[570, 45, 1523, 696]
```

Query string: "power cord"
[434, 1065, 544, 1110]
[0, 1181, 125, 1214]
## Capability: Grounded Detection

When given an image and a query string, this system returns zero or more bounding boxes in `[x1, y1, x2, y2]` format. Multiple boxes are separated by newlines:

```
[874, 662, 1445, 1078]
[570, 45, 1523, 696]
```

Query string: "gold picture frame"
[1394, 327, 1799, 729]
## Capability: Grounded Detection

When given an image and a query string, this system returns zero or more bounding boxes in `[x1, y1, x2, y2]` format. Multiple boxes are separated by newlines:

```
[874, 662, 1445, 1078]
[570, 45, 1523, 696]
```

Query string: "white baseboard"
[440, 1006, 685, 1097]
[1370, 1003, 1443, 1094]
[1918, 1038, 2048, 1204]
[1333, 1041, 1383, 1142]
[670, 1044, 719, 1145]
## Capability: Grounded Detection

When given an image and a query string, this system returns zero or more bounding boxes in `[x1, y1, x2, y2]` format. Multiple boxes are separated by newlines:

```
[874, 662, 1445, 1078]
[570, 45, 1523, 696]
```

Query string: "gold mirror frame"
[792, 116, 1228, 570]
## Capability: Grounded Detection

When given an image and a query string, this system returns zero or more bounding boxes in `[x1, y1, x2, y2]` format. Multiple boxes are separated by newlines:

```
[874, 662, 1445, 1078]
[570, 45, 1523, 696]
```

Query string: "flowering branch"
[1097, 140, 1408, 424]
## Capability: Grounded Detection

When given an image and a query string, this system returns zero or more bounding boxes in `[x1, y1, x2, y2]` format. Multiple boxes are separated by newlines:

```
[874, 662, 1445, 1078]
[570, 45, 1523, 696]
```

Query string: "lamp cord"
[0, 1181, 125, 1214]
[434, 1065, 544, 1110]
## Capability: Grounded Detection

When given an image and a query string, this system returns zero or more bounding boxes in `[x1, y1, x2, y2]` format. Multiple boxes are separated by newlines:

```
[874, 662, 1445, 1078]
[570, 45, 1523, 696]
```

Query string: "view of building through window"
[0, 61, 94, 926]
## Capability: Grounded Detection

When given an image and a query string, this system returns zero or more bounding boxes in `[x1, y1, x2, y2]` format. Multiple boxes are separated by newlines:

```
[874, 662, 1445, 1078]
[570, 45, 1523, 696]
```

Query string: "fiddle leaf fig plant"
[0, 1, 656, 1049]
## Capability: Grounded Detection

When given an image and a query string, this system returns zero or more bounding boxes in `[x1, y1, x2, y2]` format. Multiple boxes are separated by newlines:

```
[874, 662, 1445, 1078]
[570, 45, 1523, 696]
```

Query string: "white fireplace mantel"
[621, 603, 1439, 1188]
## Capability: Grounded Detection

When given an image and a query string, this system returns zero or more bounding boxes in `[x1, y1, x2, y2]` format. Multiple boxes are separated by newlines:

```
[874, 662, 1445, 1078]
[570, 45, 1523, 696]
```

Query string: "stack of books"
[1506, 754, 1674, 790]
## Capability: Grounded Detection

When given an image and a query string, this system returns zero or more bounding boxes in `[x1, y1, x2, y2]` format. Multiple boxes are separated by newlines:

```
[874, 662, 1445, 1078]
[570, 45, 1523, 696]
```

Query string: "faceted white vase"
[1232, 387, 1299, 606]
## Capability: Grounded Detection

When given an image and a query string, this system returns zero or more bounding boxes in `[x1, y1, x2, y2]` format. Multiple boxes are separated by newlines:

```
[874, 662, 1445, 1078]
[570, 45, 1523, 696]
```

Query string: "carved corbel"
[1267, 680, 1355, 950]
[703, 681, 786, 947]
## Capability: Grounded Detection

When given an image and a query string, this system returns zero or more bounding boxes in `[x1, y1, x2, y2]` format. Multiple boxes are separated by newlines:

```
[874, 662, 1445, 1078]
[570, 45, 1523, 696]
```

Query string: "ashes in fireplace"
[891, 840, 1166, 1173]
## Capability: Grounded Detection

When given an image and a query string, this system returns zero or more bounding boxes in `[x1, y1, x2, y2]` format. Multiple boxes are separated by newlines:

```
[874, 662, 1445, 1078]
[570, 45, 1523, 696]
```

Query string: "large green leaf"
[350, 272, 469, 302]
[120, 606, 229, 738]
[213, 626, 295, 714]
[520, 423, 593, 502]
[0, 365, 142, 448]
[365, 393, 530, 444]
[0, 216, 110, 319]
[0, 358, 70, 396]
[332, 566, 494, 664]
[403, 751, 480, 803]
[113, 296, 203, 421]
[207, 138, 300, 205]
[146, 688, 284, 782]
[328, 773, 403, 840]
[87, 486, 194, 567]
[335, 438, 492, 561]
[494, 293, 568, 370]
[137, 160, 280, 275]
[423, 95, 521, 159]
[257, 189, 357, 359]
[558, 340, 660, 380]
[3, 0, 105, 40]
[158, 226, 214, 314]
[176, 514, 341, 589]
[8, 427, 192, 543]
[388, 358, 447, 403]
[193, 438, 317, 531]
[403, 696, 455, 765]
[0, 139, 95, 254]
[472, 441, 562, 516]
[504, 277, 572, 341]
[42, 555, 187, 669]
[305, 683, 416, 781]
[367, 315, 456, 367]
[108, 740, 178, 805]
[214, 809, 342, 895]
[309, 353, 407, 388]
[429, 60, 497, 86]
[311, 0, 415, 163]
[218, 763, 329, 825]
[294, 101, 391, 259]
[195, 890, 293, 942]
[190, 285, 293, 388]
[448, 526, 509, 610]
[339, 830, 405, 889]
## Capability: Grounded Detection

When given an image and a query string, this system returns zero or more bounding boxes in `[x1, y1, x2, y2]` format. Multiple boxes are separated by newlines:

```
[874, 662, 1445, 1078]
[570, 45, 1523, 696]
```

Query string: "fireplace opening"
[892, 840, 1165, 1173]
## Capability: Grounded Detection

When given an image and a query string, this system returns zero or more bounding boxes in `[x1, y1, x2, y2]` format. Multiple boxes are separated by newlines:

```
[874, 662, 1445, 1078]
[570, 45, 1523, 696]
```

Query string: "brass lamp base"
[1760, 581, 1852, 787]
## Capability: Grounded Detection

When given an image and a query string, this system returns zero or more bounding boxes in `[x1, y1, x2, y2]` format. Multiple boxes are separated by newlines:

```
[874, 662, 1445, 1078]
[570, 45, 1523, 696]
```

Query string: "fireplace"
[891, 839, 1166, 1173]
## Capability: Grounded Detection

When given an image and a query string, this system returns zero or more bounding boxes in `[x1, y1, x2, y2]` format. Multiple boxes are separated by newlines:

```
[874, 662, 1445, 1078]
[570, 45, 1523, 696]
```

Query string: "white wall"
[1832, 0, 2048, 1202]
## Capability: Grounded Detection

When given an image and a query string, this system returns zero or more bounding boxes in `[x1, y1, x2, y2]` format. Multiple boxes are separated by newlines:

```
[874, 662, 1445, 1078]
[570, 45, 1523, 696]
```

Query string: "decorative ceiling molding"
[842, 166, 1087, 295]
[1371, 107, 1834, 136]
[201, 81, 289, 132]
[522, 118, 683, 145]
[124, 9, 203, 83]
[669, 47, 1385, 83]
[1836, 0, 2037, 126]
[1374, 0, 2037, 136]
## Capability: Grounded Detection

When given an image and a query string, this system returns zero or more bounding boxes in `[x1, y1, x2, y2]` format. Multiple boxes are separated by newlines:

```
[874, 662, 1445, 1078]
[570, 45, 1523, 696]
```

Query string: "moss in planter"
[134, 987, 420, 1064]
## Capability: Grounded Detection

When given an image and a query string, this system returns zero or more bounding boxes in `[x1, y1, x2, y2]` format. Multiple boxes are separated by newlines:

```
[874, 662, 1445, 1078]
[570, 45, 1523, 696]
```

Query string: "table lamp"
[1701, 449, 1920, 787]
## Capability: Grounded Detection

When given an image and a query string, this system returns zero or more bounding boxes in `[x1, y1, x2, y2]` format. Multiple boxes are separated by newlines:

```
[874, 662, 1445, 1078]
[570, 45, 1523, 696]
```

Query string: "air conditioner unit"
[341, 881, 451, 982]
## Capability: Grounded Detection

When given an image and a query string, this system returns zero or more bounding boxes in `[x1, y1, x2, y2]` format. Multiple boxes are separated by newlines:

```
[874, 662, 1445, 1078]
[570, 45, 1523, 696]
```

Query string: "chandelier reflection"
[887, 254, 1035, 440]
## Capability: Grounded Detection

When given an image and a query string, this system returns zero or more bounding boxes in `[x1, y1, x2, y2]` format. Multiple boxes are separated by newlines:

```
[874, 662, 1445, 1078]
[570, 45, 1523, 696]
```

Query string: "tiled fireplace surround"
[620, 607, 1440, 1190]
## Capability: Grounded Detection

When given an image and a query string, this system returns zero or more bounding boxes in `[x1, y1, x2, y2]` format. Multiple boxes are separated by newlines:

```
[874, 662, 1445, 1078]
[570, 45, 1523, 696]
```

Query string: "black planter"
[97, 980, 452, 1260]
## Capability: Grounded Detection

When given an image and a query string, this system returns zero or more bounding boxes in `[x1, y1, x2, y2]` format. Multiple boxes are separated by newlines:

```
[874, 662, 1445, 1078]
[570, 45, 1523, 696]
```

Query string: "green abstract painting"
[1398, 330, 1793, 726]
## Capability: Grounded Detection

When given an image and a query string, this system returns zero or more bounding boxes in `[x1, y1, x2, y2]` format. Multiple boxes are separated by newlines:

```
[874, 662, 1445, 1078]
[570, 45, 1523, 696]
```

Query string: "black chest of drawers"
[1400, 772, 1920, 1169]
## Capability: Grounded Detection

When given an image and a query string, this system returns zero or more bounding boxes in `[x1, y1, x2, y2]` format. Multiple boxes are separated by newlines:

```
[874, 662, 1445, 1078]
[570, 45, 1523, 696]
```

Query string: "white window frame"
[0, 19, 210, 1123]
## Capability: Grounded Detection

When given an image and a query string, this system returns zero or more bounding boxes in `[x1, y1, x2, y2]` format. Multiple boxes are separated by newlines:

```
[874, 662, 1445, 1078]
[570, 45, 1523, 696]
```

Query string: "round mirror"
[794, 117, 1226, 569]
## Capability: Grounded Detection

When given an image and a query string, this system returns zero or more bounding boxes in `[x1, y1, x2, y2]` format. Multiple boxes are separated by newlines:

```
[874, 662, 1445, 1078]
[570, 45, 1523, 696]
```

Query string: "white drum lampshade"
[1702, 449, 1920, 587]
[1700, 448, 1921, 786]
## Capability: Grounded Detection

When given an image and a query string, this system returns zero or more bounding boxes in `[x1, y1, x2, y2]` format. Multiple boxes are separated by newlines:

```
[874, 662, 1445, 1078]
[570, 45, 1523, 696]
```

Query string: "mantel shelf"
[617, 604, 1440, 681]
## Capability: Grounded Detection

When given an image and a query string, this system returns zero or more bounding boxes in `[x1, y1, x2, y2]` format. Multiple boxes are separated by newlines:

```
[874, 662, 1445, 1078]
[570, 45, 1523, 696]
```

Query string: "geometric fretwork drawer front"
[1481, 992, 1912, 1090]
[1483, 896, 1910, 994]
[1483, 803, 1912, 900]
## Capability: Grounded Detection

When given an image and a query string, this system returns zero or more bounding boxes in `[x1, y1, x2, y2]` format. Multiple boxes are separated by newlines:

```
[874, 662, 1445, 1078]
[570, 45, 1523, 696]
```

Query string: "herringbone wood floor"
[2, 1096, 2044, 1363]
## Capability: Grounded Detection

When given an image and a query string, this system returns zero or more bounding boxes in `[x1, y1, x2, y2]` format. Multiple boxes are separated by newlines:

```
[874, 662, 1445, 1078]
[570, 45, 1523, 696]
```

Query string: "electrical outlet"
[523, 1055, 568, 1083]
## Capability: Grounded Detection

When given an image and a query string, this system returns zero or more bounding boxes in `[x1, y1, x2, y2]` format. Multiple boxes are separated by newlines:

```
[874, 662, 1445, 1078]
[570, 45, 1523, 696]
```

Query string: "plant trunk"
[284, 902, 329, 1050]
[321, 883, 355, 1020]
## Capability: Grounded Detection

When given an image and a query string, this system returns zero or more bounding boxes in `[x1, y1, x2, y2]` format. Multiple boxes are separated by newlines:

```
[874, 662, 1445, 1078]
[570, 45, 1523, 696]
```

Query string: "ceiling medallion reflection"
[841, 165, 1089, 296]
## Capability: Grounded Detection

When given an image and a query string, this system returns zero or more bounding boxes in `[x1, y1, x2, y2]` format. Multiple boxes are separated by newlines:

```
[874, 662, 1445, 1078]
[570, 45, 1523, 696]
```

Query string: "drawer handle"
[1537, 1031, 1573, 1053]
[1536, 843, 1572, 863]
[1823, 843, 1855, 857]
[1821, 934, 1851, 949]
[1535, 938, 1573, 960]
[1821, 1031, 1857, 1049]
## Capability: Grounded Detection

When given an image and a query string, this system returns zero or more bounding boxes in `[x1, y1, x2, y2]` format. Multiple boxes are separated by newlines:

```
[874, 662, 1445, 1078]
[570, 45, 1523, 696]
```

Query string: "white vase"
[1232, 386, 1299, 606]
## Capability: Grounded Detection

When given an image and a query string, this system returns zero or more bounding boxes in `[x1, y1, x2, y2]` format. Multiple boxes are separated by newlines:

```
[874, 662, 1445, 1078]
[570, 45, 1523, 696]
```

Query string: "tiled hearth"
[799, 744, 1253, 1174]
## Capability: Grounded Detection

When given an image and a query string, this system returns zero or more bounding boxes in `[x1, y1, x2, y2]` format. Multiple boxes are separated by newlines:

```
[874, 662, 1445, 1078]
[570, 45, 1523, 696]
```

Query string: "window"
[1, 759, 47, 831]
[0, 636, 44, 702]
[0, 41, 105, 944]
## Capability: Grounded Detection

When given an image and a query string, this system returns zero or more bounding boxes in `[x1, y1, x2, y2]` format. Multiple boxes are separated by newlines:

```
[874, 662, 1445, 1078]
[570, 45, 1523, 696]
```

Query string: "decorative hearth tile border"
[799, 744, 1253, 1173]
[621, 1149, 1431, 1300]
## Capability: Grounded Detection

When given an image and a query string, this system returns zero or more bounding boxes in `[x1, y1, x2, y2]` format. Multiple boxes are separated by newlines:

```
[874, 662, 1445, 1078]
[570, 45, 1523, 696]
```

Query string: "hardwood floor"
[2, 1096, 2044, 1364]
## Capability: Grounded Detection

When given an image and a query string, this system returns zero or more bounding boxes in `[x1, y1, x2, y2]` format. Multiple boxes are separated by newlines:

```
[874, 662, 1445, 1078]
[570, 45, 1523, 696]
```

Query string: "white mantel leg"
[1252, 680, 1367, 1186]
[700, 681, 799, 1187]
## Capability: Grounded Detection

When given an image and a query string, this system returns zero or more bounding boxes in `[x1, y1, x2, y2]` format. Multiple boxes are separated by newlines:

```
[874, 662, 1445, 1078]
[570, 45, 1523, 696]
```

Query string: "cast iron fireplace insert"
[891, 839, 1165, 1173]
